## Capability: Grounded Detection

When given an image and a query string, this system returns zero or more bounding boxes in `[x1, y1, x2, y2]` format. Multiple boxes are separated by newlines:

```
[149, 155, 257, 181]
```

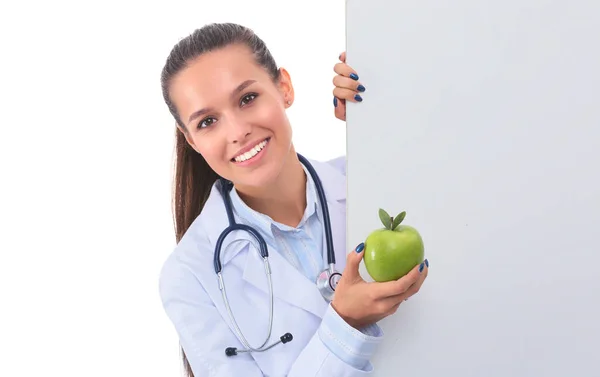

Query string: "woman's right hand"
[331, 242, 429, 329]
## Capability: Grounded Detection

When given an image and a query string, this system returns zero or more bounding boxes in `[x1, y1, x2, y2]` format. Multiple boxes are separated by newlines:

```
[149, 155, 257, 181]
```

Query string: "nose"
[225, 117, 252, 144]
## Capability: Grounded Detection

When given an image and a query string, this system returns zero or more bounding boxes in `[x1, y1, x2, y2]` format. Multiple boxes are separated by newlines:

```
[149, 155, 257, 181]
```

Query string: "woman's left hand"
[333, 51, 366, 121]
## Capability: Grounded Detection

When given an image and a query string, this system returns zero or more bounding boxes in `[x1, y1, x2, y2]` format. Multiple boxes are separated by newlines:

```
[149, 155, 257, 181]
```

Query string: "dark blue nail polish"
[350, 73, 359, 80]
[425, 259, 429, 268]
[356, 242, 364, 253]
[419, 262, 424, 272]
[354, 94, 362, 102]
[334, 97, 338, 107]
[357, 84, 365, 92]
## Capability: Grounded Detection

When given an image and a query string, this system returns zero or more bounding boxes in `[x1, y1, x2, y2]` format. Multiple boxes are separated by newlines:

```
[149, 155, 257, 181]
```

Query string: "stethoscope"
[213, 153, 341, 357]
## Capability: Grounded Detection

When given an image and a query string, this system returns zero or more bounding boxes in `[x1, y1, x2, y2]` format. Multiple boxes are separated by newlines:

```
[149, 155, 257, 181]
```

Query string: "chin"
[232, 155, 285, 189]
[236, 164, 280, 189]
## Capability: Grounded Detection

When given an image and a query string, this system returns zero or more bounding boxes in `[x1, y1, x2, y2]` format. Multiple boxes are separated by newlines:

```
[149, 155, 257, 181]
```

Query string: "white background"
[0, 1, 346, 375]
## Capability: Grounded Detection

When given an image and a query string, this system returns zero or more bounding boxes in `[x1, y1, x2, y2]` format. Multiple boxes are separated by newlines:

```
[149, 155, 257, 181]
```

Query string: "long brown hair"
[160, 23, 281, 377]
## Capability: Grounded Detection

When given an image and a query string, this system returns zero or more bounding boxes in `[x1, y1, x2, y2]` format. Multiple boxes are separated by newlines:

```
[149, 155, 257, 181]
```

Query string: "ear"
[277, 67, 295, 108]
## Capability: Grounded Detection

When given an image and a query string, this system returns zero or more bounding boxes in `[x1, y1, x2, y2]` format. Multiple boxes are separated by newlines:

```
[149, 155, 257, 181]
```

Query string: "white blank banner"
[346, 1, 600, 376]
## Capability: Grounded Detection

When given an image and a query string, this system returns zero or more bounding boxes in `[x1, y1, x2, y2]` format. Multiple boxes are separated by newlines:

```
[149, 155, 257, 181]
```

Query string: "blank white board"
[345, 1, 600, 376]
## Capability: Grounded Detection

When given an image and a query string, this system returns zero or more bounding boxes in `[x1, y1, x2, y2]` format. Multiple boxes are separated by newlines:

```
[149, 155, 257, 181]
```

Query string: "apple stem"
[379, 208, 407, 230]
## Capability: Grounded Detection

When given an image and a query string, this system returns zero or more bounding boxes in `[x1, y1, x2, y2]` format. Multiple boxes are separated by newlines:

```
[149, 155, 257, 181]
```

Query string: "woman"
[158, 22, 429, 377]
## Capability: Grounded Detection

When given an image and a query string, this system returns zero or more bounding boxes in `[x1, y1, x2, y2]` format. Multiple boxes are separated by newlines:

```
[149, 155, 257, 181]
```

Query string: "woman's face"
[168, 43, 295, 189]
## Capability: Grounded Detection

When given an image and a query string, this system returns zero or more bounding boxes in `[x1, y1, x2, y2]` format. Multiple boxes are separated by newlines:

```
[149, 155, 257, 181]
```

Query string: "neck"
[235, 148, 307, 228]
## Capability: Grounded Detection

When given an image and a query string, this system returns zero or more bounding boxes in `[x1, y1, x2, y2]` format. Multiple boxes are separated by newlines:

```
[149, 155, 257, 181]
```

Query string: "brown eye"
[241, 93, 257, 106]
[199, 117, 216, 129]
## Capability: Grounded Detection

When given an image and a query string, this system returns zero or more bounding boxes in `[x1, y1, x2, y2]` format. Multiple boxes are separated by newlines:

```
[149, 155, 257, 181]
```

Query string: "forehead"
[169, 44, 270, 118]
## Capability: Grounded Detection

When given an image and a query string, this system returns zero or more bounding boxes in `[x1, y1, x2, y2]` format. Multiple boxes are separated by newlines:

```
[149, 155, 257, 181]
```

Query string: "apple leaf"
[378, 208, 392, 229]
[392, 211, 406, 230]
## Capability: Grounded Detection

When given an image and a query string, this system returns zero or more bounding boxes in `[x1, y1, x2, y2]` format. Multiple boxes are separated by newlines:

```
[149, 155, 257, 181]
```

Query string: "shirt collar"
[228, 163, 320, 244]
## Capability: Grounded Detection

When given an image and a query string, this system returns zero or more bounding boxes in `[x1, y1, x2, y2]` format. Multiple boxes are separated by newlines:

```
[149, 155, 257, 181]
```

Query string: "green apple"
[363, 209, 425, 282]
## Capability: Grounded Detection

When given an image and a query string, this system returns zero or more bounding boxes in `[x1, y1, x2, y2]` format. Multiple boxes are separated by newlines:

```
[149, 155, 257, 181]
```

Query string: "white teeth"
[234, 139, 268, 162]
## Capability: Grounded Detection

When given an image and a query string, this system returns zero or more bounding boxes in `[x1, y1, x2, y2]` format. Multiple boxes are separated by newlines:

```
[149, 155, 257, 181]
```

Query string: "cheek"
[192, 134, 225, 164]
[252, 101, 289, 133]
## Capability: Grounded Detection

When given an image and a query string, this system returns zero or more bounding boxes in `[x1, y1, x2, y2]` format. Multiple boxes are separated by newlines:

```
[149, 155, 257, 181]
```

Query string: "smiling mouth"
[231, 137, 270, 163]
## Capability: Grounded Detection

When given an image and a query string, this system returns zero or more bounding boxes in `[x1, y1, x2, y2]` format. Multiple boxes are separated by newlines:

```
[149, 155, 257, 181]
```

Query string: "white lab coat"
[159, 156, 376, 376]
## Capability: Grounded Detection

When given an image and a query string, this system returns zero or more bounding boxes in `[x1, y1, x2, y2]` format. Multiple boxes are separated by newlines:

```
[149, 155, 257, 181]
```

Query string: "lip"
[231, 137, 270, 161]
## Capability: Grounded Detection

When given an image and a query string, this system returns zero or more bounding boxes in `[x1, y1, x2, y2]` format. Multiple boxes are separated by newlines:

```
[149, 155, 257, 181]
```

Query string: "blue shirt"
[228, 163, 383, 371]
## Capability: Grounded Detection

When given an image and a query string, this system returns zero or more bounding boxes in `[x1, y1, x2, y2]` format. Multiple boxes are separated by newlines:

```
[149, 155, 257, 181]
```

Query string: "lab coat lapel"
[322, 197, 348, 273]
[242, 240, 328, 318]
[242, 157, 348, 317]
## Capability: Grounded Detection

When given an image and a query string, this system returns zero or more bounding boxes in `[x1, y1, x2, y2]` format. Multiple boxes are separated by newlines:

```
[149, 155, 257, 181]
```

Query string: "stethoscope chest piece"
[316, 265, 342, 302]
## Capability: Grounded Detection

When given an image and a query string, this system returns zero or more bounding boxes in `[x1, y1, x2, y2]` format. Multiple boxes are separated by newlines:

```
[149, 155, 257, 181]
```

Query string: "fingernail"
[419, 262, 425, 273]
[350, 73, 359, 80]
[334, 97, 338, 107]
[355, 242, 364, 253]
[354, 94, 363, 102]
[425, 259, 429, 268]
[357, 84, 365, 92]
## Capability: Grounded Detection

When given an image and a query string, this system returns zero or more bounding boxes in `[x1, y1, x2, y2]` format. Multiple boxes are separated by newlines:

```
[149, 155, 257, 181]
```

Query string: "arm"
[290, 304, 383, 376]
[159, 256, 382, 377]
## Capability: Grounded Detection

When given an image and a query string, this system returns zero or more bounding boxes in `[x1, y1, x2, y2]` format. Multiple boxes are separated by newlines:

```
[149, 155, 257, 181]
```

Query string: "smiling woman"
[158, 22, 429, 377]
[164, 38, 298, 205]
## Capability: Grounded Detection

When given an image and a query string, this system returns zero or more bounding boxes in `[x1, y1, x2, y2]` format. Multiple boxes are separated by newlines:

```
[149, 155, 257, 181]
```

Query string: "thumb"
[343, 242, 365, 282]
[334, 97, 346, 121]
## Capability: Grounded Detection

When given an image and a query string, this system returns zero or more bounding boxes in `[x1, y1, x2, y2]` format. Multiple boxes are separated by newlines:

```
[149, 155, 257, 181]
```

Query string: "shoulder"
[158, 227, 211, 304]
[158, 190, 222, 306]
[304, 153, 347, 203]
[158, 175, 243, 305]
[324, 155, 346, 176]
[307, 154, 346, 177]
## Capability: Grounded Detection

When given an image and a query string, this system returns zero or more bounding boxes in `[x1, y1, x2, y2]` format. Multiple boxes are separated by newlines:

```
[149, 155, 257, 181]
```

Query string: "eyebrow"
[187, 79, 257, 125]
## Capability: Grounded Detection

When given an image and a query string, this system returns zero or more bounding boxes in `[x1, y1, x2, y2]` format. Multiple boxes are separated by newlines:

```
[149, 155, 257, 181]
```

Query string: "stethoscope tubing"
[211, 153, 337, 355]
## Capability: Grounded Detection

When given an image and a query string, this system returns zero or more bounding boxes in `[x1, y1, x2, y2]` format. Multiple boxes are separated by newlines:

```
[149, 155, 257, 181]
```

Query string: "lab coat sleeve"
[314, 304, 383, 371]
[159, 255, 384, 377]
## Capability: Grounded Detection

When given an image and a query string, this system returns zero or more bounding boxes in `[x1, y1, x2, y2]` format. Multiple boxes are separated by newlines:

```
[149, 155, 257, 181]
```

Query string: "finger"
[342, 242, 365, 283]
[333, 62, 359, 81]
[374, 292, 405, 317]
[384, 301, 402, 316]
[333, 87, 363, 103]
[334, 97, 346, 121]
[381, 259, 430, 307]
[339, 51, 346, 62]
[333, 75, 366, 94]
[372, 260, 426, 298]
[403, 259, 429, 299]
